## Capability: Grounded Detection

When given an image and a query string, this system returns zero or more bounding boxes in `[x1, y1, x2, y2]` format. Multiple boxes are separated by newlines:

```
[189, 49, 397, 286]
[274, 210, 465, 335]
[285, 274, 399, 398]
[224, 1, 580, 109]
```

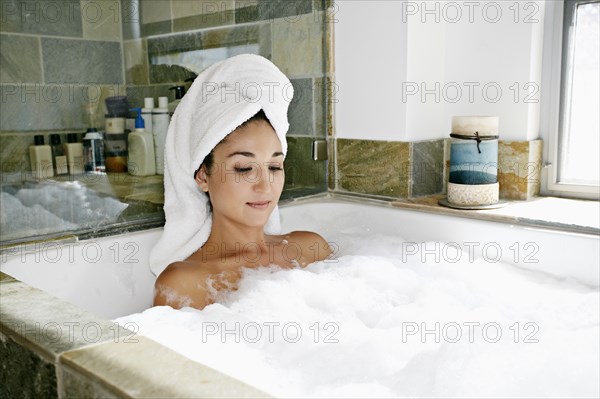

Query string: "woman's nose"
[252, 166, 271, 193]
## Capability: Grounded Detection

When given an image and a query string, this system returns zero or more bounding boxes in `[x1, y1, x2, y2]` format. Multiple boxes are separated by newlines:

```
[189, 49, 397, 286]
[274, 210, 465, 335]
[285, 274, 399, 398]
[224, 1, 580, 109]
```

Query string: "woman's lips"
[246, 201, 271, 209]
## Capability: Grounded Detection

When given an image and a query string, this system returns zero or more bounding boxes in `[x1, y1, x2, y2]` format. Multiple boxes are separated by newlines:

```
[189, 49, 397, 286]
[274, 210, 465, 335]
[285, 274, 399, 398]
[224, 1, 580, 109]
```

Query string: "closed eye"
[234, 167, 253, 173]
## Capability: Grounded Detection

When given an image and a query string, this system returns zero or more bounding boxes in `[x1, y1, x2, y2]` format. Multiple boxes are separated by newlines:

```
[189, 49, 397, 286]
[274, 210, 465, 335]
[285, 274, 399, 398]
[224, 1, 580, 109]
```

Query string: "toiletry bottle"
[83, 128, 106, 174]
[29, 135, 54, 179]
[141, 97, 154, 135]
[64, 133, 84, 175]
[168, 86, 186, 116]
[127, 108, 156, 176]
[50, 134, 68, 175]
[104, 113, 128, 173]
[152, 96, 170, 175]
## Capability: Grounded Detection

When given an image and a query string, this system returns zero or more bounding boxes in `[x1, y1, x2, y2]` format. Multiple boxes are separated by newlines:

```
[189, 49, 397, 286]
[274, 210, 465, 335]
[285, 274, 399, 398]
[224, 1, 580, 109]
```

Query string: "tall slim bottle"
[152, 96, 170, 175]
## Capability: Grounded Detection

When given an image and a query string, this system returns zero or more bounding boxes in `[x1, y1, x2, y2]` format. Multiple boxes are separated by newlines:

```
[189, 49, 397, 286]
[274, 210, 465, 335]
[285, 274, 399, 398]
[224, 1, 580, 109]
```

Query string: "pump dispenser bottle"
[29, 135, 54, 179]
[128, 108, 156, 176]
[168, 86, 185, 116]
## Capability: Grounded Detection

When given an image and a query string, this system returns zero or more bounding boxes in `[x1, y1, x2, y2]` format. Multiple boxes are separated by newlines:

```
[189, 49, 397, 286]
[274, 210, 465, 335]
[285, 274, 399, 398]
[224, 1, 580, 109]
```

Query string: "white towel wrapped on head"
[149, 54, 294, 276]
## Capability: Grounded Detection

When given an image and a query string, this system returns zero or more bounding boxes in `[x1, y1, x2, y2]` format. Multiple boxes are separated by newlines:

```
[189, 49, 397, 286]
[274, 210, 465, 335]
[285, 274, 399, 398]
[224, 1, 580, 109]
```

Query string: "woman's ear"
[195, 166, 209, 192]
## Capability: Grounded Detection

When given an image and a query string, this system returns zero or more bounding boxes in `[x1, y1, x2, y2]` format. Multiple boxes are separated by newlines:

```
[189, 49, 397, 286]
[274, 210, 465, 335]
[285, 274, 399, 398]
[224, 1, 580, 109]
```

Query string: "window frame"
[541, 0, 600, 200]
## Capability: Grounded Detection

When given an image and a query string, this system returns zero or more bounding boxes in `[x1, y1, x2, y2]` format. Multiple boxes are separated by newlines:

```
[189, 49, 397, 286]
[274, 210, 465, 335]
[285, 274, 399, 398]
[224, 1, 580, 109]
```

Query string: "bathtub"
[1, 194, 598, 397]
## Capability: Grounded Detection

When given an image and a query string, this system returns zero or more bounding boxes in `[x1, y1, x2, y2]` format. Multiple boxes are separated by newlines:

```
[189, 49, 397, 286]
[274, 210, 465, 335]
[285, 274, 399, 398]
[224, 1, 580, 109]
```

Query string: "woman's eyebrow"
[227, 151, 284, 158]
[227, 151, 254, 158]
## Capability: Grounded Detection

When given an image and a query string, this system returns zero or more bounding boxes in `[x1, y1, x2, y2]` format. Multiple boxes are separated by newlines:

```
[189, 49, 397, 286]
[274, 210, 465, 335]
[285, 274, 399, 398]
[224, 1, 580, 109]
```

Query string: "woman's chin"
[243, 208, 274, 227]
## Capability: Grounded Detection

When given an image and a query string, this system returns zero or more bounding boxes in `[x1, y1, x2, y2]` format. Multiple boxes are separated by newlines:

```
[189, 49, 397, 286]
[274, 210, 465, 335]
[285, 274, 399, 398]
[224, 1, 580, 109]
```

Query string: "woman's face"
[195, 119, 285, 228]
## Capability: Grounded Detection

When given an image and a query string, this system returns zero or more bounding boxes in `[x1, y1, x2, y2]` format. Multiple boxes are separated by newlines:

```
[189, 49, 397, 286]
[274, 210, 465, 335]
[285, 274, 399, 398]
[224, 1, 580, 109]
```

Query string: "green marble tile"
[81, 0, 121, 42]
[284, 136, 327, 192]
[327, 138, 336, 189]
[0, 0, 21, 33]
[314, 77, 326, 137]
[235, 2, 260, 24]
[336, 138, 410, 198]
[122, 0, 173, 40]
[0, 133, 33, 172]
[42, 38, 123, 85]
[288, 78, 314, 136]
[257, 0, 313, 21]
[147, 31, 202, 57]
[0, 0, 83, 37]
[272, 12, 323, 77]
[411, 140, 444, 197]
[173, 9, 235, 32]
[313, 0, 328, 11]
[0, 34, 43, 84]
[258, 22, 272, 59]
[201, 24, 260, 49]
[0, 331, 57, 398]
[123, 39, 148, 85]
[149, 64, 199, 85]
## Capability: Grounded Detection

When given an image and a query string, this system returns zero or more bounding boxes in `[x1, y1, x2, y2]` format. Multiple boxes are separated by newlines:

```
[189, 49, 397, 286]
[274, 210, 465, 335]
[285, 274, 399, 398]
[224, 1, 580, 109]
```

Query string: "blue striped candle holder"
[447, 116, 499, 207]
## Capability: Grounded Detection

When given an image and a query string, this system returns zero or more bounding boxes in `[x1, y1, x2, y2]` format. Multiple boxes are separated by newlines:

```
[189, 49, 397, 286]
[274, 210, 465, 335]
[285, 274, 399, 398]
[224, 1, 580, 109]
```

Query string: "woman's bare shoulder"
[285, 230, 333, 262]
[153, 261, 211, 309]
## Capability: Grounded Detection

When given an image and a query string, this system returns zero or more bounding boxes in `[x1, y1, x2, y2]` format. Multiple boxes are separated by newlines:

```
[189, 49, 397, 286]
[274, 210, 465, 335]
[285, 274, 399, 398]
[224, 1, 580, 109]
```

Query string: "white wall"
[334, 0, 546, 141]
[334, 1, 408, 141]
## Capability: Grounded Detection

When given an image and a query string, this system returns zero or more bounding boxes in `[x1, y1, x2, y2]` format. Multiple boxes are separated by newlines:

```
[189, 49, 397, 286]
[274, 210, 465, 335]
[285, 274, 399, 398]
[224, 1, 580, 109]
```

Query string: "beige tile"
[81, 0, 122, 41]
[171, 0, 235, 19]
[498, 141, 530, 200]
[140, 0, 172, 23]
[60, 336, 272, 398]
[272, 12, 323, 77]
[325, 76, 335, 137]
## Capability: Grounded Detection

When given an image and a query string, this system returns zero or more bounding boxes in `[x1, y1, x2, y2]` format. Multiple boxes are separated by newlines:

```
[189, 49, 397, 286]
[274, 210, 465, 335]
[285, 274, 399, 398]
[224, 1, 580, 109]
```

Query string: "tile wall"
[332, 138, 543, 200]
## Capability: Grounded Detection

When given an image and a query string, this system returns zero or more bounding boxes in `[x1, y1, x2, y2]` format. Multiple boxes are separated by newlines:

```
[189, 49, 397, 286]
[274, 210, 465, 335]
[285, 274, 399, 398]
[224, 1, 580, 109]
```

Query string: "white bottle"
[128, 108, 156, 176]
[142, 97, 154, 135]
[64, 133, 84, 175]
[152, 96, 170, 175]
[29, 135, 54, 179]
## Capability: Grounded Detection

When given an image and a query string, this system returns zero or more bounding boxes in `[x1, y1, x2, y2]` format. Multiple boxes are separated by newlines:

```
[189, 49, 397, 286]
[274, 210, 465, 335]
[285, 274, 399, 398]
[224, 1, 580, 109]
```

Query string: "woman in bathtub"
[150, 55, 332, 310]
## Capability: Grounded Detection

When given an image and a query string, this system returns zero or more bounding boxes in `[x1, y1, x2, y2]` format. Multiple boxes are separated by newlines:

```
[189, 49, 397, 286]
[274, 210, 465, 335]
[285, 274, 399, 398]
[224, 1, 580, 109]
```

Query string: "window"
[543, 0, 600, 199]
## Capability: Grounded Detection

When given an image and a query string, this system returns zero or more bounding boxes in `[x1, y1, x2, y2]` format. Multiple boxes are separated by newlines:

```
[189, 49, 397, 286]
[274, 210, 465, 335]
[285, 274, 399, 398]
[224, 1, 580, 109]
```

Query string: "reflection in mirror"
[151, 44, 261, 76]
[0, 0, 331, 244]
